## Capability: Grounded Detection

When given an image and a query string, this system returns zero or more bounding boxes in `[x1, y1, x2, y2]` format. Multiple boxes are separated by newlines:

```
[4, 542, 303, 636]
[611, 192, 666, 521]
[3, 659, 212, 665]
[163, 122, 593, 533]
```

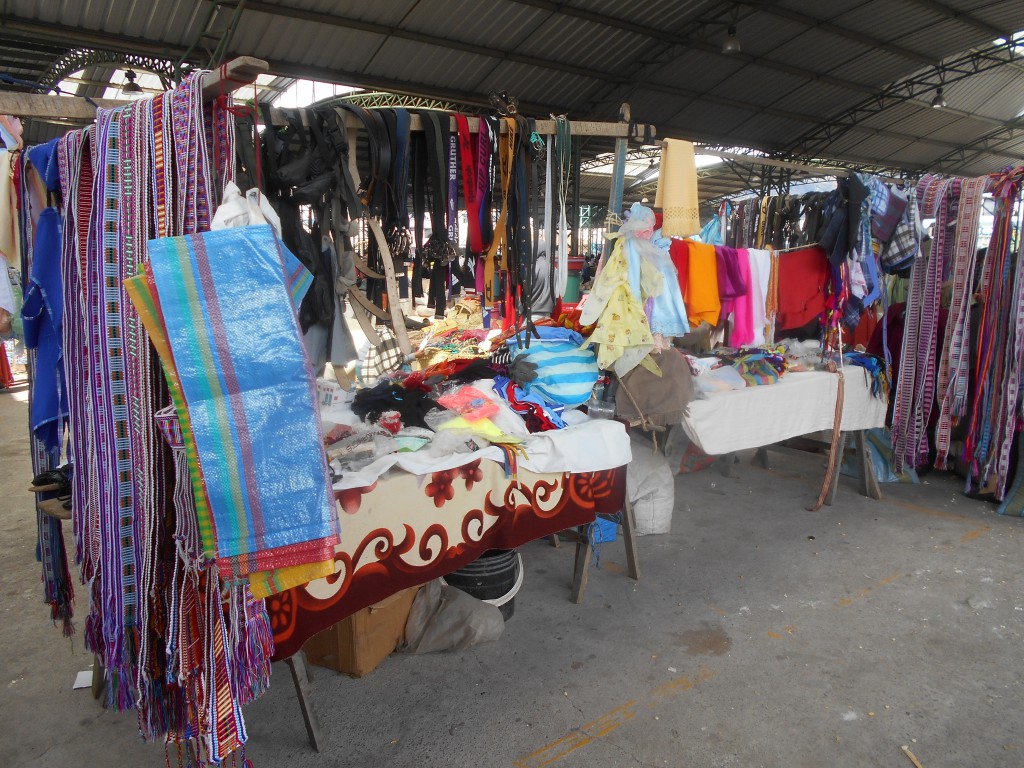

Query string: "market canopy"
[1, 0, 1023, 201]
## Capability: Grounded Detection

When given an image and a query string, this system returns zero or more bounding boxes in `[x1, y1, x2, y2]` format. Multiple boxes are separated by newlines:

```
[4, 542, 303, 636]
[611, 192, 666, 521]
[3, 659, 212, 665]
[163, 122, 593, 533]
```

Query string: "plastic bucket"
[443, 549, 523, 621]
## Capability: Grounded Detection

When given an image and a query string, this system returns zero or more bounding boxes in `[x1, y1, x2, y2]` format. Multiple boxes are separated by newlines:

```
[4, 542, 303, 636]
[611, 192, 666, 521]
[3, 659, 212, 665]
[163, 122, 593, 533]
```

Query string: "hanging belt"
[416, 111, 455, 318]
[455, 114, 482, 254]
[484, 116, 518, 313]
[333, 103, 391, 217]
[480, 116, 498, 248]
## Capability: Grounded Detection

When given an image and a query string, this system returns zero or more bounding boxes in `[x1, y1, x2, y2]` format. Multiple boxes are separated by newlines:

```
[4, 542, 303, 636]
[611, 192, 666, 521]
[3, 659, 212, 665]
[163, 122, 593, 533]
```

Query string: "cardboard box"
[315, 377, 354, 411]
[302, 586, 420, 678]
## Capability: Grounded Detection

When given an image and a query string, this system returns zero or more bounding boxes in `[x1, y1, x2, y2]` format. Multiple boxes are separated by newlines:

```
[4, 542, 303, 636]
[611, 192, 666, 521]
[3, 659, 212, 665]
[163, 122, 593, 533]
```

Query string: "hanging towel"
[655, 139, 700, 238]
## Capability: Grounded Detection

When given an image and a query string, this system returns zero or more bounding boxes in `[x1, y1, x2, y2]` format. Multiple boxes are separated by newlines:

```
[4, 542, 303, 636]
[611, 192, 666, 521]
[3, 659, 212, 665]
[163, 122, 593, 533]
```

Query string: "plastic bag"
[399, 579, 505, 654]
[211, 181, 282, 237]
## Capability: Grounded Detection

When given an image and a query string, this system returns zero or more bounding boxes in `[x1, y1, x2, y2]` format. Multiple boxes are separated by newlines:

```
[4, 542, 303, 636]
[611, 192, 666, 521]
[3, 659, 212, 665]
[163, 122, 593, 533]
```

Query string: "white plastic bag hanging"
[211, 181, 282, 237]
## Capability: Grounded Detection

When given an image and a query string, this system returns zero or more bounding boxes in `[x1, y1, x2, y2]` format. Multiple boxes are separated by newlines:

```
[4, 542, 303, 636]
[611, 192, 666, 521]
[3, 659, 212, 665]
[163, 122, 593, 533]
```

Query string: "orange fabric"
[0, 343, 13, 387]
[683, 241, 720, 327]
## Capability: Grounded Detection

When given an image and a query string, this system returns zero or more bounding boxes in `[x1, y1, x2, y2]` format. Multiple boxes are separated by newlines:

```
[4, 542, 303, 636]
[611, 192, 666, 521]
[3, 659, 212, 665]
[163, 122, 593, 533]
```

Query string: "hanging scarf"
[934, 175, 989, 469]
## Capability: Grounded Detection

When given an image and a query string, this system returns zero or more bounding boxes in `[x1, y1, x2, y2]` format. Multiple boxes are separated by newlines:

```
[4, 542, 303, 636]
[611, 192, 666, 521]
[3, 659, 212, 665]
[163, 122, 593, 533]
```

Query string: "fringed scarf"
[53, 71, 271, 763]
[965, 168, 1024, 498]
[933, 175, 989, 469]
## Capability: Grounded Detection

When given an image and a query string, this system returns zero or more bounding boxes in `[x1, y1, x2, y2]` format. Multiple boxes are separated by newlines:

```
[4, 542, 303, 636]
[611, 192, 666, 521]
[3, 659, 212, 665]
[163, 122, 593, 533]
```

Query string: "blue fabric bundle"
[505, 325, 599, 407]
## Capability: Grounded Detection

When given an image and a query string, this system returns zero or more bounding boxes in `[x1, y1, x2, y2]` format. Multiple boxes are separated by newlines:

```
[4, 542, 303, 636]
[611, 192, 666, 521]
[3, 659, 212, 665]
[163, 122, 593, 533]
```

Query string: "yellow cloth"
[248, 559, 337, 599]
[684, 241, 721, 327]
[655, 139, 700, 238]
[0, 152, 20, 267]
[437, 415, 523, 445]
[580, 238, 662, 377]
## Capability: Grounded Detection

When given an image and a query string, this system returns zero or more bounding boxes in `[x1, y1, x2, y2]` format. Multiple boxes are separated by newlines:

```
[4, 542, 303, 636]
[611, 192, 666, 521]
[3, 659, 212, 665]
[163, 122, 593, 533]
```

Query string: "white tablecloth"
[681, 369, 887, 456]
[332, 417, 633, 489]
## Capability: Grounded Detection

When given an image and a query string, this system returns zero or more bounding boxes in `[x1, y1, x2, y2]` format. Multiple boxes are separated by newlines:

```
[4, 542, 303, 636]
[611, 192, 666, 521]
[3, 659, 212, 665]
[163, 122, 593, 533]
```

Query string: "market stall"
[1, 58, 648, 764]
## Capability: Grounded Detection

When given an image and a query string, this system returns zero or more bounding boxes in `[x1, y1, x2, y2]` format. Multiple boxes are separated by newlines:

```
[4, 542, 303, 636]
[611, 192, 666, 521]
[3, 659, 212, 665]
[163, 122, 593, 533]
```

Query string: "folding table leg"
[285, 651, 323, 752]
[855, 430, 883, 500]
[752, 446, 770, 469]
[570, 526, 592, 604]
[620, 500, 640, 581]
[91, 654, 105, 702]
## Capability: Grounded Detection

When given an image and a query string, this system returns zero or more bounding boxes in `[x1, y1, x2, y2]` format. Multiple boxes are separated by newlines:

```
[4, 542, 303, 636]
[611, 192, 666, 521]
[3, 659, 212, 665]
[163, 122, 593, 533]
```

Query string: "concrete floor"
[3, 383, 1024, 768]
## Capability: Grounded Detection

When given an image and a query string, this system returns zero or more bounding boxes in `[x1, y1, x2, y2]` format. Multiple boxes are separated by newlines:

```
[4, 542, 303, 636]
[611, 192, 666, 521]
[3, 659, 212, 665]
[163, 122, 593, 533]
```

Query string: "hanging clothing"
[655, 138, 700, 237]
[776, 245, 829, 333]
[0, 341, 12, 387]
[681, 241, 720, 328]
[147, 225, 340, 582]
[615, 347, 695, 427]
[714, 245, 749, 318]
[746, 248, 772, 346]
[21, 207, 67, 452]
[0, 150, 20, 267]
[580, 226, 661, 377]
[731, 248, 755, 347]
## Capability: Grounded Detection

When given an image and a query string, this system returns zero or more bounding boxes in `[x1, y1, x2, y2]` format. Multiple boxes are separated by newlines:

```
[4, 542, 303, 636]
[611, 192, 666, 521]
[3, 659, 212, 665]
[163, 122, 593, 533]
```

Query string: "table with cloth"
[267, 418, 631, 660]
[680, 368, 888, 501]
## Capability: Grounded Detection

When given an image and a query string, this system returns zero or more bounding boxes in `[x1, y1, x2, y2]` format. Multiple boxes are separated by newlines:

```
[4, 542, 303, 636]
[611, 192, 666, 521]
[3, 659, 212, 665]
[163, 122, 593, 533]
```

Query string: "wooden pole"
[601, 103, 631, 265]
[0, 56, 270, 120]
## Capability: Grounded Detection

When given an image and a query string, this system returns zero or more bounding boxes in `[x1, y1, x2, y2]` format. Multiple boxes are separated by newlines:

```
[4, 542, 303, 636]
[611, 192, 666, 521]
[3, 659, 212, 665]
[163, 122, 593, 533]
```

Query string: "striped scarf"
[970, 169, 1024, 498]
[53, 72, 267, 760]
[934, 175, 989, 469]
[891, 175, 955, 470]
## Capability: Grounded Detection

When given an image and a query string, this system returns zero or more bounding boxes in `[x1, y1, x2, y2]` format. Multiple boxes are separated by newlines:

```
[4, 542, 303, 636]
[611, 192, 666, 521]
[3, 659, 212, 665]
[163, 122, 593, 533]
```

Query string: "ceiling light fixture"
[931, 86, 946, 108]
[121, 69, 143, 95]
[722, 25, 742, 54]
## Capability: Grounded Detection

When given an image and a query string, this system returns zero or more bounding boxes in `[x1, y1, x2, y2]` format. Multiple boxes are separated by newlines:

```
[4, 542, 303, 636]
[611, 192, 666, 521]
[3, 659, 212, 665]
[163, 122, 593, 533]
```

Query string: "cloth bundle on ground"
[625, 434, 675, 536]
[400, 579, 505, 654]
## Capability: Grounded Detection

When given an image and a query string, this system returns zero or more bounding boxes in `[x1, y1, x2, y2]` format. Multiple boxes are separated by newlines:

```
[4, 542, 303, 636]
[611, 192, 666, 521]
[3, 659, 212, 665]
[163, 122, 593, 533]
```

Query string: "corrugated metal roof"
[831, 0, 948, 44]
[566, 0, 713, 31]
[0, 0, 1022, 199]
[895, 19, 998, 59]
[944, 66, 1024, 120]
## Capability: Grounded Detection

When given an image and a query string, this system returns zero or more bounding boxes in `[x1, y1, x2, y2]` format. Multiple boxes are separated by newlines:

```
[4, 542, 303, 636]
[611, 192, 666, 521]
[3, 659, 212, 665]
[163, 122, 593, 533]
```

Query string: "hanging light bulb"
[121, 69, 143, 95]
[722, 25, 742, 54]
[931, 86, 946, 108]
